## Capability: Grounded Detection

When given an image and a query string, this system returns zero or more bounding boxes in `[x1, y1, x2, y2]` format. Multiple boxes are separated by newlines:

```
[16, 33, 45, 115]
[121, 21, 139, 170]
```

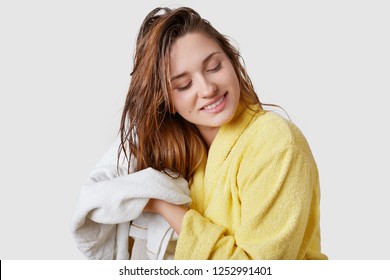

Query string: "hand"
[143, 199, 188, 235]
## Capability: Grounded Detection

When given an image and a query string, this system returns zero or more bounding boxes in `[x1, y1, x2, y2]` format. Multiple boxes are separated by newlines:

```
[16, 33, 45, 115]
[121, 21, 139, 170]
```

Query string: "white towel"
[70, 137, 191, 259]
[129, 213, 179, 259]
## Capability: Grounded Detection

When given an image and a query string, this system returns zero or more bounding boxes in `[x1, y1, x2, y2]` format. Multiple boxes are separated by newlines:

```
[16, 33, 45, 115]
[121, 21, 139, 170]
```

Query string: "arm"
[174, 144, 318, 259]
[144, 199, 188, 235]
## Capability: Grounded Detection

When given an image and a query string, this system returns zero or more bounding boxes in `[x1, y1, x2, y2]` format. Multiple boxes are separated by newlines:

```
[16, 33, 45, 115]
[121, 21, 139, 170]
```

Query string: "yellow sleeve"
[174, 142, 318, 259]
[236, 143, 317, 259]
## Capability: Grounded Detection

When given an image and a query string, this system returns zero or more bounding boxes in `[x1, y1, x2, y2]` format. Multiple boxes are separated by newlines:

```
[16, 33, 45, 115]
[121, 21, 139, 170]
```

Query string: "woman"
[71, 7, 327, 260]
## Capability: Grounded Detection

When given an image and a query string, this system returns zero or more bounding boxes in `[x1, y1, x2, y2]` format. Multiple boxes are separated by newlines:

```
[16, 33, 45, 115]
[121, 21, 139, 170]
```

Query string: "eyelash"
[207, 62, 222, 73]
[177, 81, 192, 92]
[177, 62, 222, 92]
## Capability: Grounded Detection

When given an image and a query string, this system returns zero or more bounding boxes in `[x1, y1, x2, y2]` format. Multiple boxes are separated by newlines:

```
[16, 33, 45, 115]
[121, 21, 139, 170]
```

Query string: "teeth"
[204, 96, 224, 110]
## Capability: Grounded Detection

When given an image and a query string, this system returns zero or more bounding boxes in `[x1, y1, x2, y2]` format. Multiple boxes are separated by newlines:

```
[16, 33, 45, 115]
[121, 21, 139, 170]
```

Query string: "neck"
[197, 126, 220, 148]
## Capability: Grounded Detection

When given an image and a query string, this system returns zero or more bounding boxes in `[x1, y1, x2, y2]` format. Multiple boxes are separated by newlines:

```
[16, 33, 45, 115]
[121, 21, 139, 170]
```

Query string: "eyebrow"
[170, 51, 221, 82]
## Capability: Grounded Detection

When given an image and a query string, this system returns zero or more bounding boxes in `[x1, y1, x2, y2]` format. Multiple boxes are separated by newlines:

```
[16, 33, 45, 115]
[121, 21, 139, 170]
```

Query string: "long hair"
[118, 7, 262, 180]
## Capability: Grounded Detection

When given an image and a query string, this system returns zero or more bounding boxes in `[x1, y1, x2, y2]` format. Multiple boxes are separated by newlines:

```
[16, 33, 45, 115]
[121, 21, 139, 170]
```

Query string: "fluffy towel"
[70, 137, 191, 259]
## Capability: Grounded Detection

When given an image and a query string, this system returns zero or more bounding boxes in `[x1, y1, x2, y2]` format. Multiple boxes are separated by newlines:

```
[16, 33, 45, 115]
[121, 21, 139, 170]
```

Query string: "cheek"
[227, 67, 240, 88]
[173, 95, 199, 123]
[228, 73, 240, 97]
[173, 93, 192, 114]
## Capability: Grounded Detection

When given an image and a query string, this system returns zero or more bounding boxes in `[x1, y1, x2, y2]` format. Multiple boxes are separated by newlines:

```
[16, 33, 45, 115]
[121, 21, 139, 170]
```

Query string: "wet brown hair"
[118, 7, 262, 180]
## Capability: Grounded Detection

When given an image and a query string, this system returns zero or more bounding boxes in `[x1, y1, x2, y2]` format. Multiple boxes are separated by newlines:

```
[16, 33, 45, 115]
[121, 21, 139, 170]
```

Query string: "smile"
[202, 93, 227, 111]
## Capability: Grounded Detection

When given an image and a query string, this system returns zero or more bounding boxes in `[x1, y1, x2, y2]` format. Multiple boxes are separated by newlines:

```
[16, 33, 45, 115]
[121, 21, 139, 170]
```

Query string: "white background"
[1, 0, 389, 259]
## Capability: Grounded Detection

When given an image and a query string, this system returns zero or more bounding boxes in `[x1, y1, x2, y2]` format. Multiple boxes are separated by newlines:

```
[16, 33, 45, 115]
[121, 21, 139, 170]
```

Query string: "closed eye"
[177, 81, 192, 92]
[207, 62, 222, 73]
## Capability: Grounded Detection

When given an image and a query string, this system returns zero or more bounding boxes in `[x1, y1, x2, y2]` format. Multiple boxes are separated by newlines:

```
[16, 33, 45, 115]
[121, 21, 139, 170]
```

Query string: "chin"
[215, 111, 236, 127]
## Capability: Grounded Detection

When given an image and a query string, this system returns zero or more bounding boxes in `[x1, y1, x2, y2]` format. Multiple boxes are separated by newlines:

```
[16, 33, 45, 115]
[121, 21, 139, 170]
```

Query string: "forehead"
[169, 32, 222, 73]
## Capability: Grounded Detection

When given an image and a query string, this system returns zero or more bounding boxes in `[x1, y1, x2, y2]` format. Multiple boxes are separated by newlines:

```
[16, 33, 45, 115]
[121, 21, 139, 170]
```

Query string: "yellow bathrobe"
[174, 105, 327, 260]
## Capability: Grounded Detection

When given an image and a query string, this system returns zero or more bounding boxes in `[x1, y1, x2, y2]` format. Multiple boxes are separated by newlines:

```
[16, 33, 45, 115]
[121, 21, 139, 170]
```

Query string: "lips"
[201, 93, 227, 111]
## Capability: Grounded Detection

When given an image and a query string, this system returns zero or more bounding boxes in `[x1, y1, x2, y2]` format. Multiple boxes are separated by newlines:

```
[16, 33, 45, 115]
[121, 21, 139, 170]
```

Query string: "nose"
[196, 76, 217, 98]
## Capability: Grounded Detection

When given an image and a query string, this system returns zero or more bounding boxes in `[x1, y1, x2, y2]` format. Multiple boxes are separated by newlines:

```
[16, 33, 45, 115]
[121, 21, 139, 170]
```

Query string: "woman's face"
[169, 32, 240, 134]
